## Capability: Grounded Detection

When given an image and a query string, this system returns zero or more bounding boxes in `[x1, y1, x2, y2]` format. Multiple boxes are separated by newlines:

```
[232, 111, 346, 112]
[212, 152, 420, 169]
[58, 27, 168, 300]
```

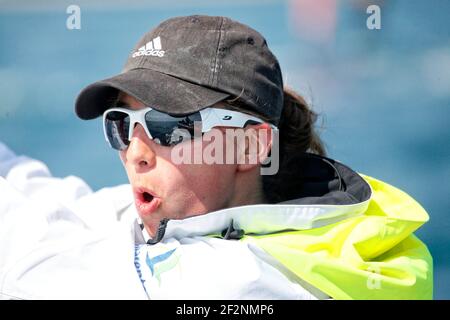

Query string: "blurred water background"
[0, 0, 449, 298]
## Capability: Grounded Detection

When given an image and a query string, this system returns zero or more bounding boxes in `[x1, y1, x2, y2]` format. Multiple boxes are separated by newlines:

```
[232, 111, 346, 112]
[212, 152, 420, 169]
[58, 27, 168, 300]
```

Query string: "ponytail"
[278, 87, 326, 158]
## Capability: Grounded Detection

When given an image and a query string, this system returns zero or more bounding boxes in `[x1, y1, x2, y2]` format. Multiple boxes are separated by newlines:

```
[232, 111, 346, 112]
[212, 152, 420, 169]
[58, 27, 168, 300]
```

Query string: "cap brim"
[75, 68, 230, 120]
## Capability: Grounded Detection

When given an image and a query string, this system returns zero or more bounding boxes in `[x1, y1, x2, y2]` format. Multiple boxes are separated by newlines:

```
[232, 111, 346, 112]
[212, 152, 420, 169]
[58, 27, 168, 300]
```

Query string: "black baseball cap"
[75, 15, 284, 125]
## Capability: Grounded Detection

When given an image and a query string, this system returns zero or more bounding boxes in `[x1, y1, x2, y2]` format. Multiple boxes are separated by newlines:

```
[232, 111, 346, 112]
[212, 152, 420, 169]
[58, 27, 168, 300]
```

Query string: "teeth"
[143, 192, 154, 202]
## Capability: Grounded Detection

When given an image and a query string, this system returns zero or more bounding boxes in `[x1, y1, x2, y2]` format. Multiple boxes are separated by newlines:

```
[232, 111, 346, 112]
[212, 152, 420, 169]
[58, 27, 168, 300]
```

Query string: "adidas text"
[132, 49, 165, 58]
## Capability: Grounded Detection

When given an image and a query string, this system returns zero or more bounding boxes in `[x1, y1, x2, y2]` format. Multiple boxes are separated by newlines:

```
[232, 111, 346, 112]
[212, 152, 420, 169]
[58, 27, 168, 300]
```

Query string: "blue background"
[0, 0, 449, 298]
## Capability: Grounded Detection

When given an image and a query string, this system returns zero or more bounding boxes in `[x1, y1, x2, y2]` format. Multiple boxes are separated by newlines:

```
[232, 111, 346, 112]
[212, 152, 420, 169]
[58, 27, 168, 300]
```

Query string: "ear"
[237, 123, 273, 172]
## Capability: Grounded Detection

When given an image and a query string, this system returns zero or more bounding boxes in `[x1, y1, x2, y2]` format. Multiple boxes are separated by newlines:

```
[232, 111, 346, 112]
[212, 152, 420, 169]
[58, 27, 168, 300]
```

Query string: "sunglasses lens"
[105, 111, 130, 150]
[145, 110, 201, 146]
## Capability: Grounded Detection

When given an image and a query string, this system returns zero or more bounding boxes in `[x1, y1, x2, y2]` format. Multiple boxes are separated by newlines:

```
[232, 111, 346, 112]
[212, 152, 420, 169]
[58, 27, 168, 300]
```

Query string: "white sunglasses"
[103, 106, 277, 150]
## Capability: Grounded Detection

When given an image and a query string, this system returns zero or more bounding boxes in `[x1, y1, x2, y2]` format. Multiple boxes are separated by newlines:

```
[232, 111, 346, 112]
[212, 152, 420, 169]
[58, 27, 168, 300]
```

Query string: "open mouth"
[134, 188, 161, 216]
[142, 191, 154, 202]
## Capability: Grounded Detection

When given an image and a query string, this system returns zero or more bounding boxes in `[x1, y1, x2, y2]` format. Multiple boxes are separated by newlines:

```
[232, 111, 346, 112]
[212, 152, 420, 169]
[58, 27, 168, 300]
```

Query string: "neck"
[228, 168, 267, 207]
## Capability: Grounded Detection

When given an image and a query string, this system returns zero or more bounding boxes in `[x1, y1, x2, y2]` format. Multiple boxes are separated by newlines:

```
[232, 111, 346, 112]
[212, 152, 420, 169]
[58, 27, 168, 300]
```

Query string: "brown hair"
[226, 87, 327, 203]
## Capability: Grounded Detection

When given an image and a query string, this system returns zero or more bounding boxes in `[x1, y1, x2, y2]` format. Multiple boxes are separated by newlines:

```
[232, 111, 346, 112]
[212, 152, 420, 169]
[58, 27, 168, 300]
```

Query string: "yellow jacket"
[249, 172, 433, 299]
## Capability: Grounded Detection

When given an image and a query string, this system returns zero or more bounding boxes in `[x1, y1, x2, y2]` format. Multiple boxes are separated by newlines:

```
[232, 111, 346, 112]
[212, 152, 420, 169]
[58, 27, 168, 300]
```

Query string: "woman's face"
[118, 93, 242, 236]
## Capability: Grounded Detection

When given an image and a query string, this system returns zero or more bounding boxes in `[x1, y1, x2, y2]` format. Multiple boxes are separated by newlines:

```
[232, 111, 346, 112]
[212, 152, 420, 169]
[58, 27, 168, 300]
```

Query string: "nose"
[125, 123, 156, 172]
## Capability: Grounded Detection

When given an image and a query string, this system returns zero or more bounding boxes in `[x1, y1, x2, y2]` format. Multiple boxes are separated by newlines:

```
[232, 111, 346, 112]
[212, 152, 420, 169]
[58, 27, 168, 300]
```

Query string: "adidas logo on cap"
[132, 36, 165, 58]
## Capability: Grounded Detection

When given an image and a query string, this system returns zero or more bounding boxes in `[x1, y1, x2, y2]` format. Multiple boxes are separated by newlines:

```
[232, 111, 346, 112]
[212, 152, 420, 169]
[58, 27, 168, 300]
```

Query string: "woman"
[0, 15, 432, 299]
